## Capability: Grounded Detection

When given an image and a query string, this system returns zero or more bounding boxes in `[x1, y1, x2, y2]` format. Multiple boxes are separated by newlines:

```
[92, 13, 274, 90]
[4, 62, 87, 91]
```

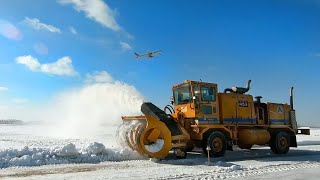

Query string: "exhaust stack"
[224, 80, 252, 94]
[289, 87, 297, 134]
[290, 87, 294, 110]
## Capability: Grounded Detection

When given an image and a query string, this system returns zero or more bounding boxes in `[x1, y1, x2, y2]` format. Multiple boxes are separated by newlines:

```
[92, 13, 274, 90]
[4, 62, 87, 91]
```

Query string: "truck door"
[197, 84, 219, 123]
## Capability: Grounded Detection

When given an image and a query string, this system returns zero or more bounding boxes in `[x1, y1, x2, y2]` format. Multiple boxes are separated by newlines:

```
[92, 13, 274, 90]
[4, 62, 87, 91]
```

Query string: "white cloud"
[0, 86, 8, 92]
[34, 43, 49, 55]
[126, 33, 134, 40]
[41, 57, 77, 76]
[0, 20, 22, 40]
[120, 41, 132, 51]
[69, 26, 77, 34]
[23, 17, 61, 33]
[85, 71, 113, 84]
[58, 0, 121, 32]
[16, 55, 77, 76]
[16, 55, 41, 71]
[13, 98, 29, 104]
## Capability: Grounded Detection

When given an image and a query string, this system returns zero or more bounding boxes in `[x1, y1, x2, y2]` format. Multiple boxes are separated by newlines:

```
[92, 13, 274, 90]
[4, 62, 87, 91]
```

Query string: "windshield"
[173, 84, 191, 105]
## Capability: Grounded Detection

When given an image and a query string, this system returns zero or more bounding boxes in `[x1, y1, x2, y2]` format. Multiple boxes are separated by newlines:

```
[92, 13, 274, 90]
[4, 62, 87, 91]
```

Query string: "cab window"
[201, 87, 215, 101]
[173, 84, 191, 105]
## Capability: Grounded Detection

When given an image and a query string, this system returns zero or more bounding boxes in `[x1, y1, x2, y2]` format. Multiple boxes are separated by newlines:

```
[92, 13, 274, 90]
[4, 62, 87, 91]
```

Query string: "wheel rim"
[212, 137, 223, 152]
[278, 136, 288, 150]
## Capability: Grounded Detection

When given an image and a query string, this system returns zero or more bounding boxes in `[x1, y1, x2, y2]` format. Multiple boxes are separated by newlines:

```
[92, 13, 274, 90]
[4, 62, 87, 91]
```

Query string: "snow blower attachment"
[121, 102, 190, 159]
[120, 80, 309, 159]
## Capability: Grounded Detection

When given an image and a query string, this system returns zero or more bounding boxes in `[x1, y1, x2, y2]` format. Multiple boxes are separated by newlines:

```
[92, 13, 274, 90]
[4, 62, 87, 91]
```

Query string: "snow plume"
[47, 73, 144, 139]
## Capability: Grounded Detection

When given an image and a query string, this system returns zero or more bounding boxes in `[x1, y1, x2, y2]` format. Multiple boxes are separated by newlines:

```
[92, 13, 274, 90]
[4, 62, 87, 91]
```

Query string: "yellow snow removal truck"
[120, 80, 308, 159]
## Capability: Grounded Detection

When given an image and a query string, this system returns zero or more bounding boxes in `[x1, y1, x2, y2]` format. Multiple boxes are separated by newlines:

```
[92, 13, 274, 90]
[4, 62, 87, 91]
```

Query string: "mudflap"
[290, 135, 297, 147]
[227, 141, 233, 151]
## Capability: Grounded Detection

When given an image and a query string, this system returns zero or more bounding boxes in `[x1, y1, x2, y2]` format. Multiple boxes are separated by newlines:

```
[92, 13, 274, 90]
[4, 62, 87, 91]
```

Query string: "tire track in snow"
[155, 155, 320, 180]
[0, 160, 148, 178]
[157, 161, 320, 180]
[1, 148, 320, 179]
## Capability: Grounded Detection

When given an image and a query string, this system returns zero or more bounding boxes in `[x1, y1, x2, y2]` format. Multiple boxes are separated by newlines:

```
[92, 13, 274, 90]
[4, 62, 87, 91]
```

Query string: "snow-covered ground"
[0, 124, 319, 179]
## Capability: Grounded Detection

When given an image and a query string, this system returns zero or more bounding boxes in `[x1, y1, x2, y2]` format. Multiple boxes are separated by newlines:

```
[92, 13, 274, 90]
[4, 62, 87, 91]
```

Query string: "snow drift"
[0, 142, 144, 169]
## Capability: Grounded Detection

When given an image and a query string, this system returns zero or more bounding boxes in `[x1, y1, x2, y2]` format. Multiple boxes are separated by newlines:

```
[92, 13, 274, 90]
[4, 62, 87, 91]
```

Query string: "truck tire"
[203, 131, 227, 157]
[270, 131, 290, 154]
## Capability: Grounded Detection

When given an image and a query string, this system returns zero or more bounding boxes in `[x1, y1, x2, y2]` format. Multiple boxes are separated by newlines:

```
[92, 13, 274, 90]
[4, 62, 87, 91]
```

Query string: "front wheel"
[203, 131, 227, 157]
[270, 131, 290, 154]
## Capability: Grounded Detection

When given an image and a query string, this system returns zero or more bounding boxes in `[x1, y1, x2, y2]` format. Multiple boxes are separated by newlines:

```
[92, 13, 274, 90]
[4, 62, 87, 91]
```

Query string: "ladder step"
[172, 142, 186, 148]
[172, 135, 188, 141]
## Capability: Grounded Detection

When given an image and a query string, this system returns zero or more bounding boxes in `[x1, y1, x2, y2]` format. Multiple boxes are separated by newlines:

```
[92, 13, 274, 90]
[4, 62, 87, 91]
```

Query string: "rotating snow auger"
[119, 102, 190, 159]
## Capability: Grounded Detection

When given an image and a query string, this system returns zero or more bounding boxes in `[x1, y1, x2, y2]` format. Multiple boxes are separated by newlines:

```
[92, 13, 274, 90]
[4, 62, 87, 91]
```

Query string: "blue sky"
[0, 0, 319, 126]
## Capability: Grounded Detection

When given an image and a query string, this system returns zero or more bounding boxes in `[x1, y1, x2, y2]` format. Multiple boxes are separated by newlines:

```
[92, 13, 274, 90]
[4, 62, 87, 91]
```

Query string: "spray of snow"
[116, 120, 143, 149]
[0, 71, 150, 167]
[46, 81, 144, 140]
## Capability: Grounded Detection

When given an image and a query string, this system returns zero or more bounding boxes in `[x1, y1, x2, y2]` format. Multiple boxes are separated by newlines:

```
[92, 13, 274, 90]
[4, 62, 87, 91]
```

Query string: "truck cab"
[172, 80, 219, 123]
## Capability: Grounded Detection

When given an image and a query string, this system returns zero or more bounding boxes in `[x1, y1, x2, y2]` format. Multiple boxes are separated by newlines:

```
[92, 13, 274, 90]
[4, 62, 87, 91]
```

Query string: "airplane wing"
[153, 50, 161, 54]
[134, 53, 148, 58]
[148, 50, 161, 57]
[135, 50, 161, 59]
[134, 53, 140, 57]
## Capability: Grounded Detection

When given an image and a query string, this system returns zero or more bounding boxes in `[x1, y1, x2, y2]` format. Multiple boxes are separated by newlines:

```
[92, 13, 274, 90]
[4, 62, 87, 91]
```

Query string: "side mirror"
[170, 96, 174, 105]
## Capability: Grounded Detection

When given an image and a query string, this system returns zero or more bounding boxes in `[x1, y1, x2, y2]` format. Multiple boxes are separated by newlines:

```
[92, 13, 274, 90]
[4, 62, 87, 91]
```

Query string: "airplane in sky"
[134, 50, 161, 59]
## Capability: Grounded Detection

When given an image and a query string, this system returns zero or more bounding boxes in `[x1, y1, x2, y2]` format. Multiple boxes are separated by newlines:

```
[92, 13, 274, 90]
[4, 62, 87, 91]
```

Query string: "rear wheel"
[203, 132, 227, 157]
[270, 131, 290, 154]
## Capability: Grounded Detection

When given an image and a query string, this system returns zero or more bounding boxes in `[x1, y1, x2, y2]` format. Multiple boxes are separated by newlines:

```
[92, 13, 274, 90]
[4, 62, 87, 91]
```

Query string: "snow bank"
[0, 142, 143, 169]
[297, 128, 320, 145]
